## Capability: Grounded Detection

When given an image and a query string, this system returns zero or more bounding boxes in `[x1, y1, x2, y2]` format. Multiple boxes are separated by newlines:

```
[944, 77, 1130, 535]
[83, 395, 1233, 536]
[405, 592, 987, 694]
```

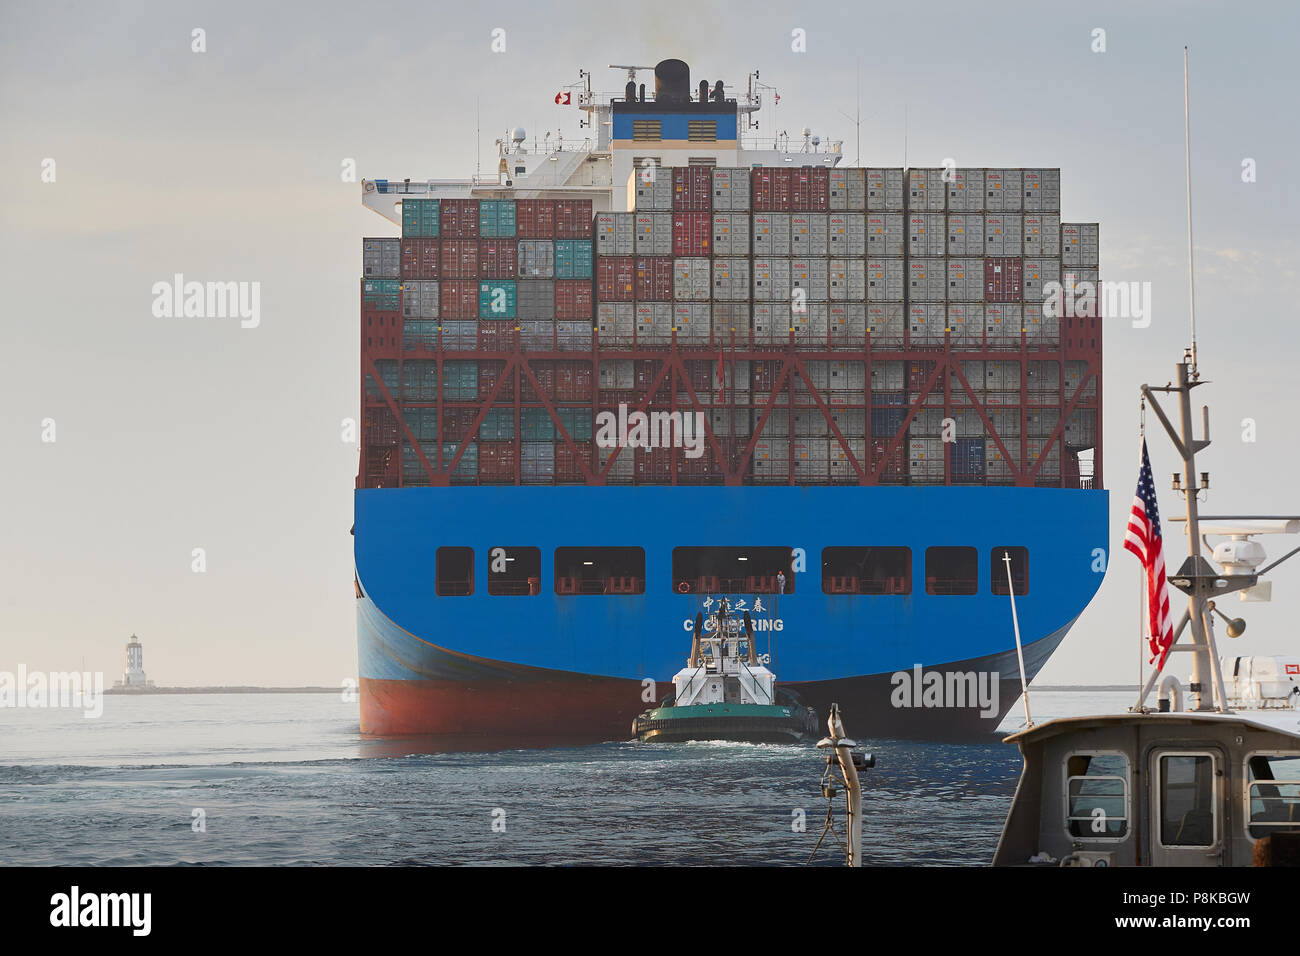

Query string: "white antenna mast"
[1183, 47, 1198, 373]
[1004, 551, 1032, 727]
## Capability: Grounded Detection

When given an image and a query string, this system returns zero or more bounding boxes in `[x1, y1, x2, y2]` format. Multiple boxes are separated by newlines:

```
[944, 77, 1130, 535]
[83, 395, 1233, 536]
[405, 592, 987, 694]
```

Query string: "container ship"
[354, 59, 1107, 740]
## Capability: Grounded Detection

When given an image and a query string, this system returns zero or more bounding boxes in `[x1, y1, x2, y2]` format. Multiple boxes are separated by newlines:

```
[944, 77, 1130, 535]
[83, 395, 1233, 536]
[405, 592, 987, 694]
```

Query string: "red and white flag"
[1124, 439, 1176, 669]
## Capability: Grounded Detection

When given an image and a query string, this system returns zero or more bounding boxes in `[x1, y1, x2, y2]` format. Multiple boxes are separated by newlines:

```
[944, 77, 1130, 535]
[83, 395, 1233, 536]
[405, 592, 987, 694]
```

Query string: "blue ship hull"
[354, 485, 1108, 739]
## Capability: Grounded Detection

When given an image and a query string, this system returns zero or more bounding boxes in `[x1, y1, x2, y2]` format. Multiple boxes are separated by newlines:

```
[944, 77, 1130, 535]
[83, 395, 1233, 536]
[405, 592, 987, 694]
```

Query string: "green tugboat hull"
[632, 702, 818, 744]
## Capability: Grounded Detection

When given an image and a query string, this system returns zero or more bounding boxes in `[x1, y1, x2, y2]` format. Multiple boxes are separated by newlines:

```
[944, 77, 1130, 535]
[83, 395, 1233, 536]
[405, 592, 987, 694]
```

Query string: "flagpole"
[1003, 551, 1032, 727]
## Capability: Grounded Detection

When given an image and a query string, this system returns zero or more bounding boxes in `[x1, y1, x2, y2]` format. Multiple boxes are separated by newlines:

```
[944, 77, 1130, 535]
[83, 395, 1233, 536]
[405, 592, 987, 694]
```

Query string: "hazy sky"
[1, 0, 1297, 688]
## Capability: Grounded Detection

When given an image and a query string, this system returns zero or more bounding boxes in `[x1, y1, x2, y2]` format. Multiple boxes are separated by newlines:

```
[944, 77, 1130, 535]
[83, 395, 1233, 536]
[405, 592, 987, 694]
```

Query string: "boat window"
[554, 547, 646, 595]
[671, 547, 795, 595]
[924, 547, 978, 595]
[1065, 752, 1129, 838]
[821, 547, 912, 595]
[487, 546, 541, 596]
[435, 547, 474, 596]
[1158, 753, 1217, 847]
[990, 546, 1028, 596]
[1246, 753, 1300, 840]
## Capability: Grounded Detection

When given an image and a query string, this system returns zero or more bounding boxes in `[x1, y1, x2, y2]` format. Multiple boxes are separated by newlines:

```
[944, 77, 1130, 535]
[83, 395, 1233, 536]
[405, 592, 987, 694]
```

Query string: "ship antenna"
[1003, 551, 1032, 727]
[1183, 47, 1199, 375]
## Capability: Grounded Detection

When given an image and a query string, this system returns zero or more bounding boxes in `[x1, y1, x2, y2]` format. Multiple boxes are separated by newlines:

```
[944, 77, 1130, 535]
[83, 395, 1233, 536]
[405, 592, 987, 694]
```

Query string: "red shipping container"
[554, 199, 594, 239]
[478, 442, 517, 482]
[479, 239, 518, 279]
[441, 240, 479, 279]
[871, 438, 906, 480]
[521, 361, 555, 401]
[985, 257, 1024, 302]
[597, 256, 635, 301]
[635, 445, 674, 481]
[516, 199, 556, 239]
[633, 360, 659, 390]
[361, 309, 402, 359]
[555, 279, 593, 321]
[478, 361, 514, 401]
[401, 238, 440, 279]
[752, 168, 792, 211]
[555, 443, 592, 482]
[440, 279, 479, 319]
[477, 321, 515, 351]
[672, 212, 712, 257]
[440, 199, 480, 238]
[441, 408, 479, 441]
[673, 166, 713, 211]
[751, 360, 780, 393]
[634, 256, 674, 301]
[554, 361, 592, 401]
[907, 360, 938, 392]
[790, 167, 830, 211]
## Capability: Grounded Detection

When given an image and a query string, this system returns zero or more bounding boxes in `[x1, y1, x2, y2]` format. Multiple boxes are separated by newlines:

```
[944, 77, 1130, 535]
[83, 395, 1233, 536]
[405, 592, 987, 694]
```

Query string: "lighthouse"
[114, 634, 154, 689]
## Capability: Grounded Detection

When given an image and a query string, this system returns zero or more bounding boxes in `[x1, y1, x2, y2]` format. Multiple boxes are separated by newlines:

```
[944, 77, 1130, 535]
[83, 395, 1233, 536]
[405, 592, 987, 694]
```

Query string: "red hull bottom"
[360, 676, 671, 739]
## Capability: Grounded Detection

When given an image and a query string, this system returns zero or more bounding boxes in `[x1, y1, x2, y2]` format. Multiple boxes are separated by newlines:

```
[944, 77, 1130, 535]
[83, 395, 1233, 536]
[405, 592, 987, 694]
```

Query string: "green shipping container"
[481, 408, 515, 440]
[363, 279, 400, 310]
[479, 280, 517, 319]
[442, 361, 479, 400]
[479, 200, 518, 238]
[556, 408, 594, 441]
[520, 408, 555, 441]
[401, 407, 439, 442]
[402, 199, 441, 238]
[555, 240, 593, 279]
[401, 361, 438, 401]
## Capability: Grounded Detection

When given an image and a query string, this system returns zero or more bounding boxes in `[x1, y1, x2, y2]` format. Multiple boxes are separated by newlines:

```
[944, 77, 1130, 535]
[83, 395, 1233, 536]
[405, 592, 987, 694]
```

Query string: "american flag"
[1124, 439, 1176, 669]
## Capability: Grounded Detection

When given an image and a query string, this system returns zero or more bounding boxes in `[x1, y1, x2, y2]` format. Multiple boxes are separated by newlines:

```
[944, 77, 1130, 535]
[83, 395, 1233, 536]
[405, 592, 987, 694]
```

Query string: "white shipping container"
[1065, 360, 1097, 400]
[556, 320, 592, 351]
[827, 359, 866, 391]
[519, 320, 556, 350]
[1022, 258, 1061, 303]
[947, 214, 985, 256]
[753, 258, 792, 301]
[1061, 222, 1100, 267]
[827, 213, 867, 256]
[984, 214, 1023, 256]
[598, 302, 635, 347]
[828, 259, 866, 301]
[866, 258, 905, 302]
[711, 213, 751, 256]
[752, 303, 791, 345]
[674, 258, 711, 301]
[634, 301, 672, 346]
[401, 279, 440, 318]
[947, 303, 984, 350]
[634, 174, 673, 211]
[866, 168, 905, 211]
[908, 259, 947, 302]
[363, 238, 401, 278]
[829, 439, 866, 482]
[946, 258, 985, 301]
[984, 303, 1023, 349]
[1065, 408, 1098, 446]
[871, 359, 906, 392]
[947, 168, 985, 211]
[599, 359, 635, 390]
[712, 302, 751, 347]
[907, 168, 947, 211]
[712, 257, 751, 301]
[752, 440, 790, 480]
[711, 167, 752, 211]
[634, 212, 673, 255]
[790, 214, 830, 256]
[866, 303, 905, 347]
[1023, 214, 1061, 257]
[829, 168, 866, 211]
[866, 213, 904, 256]
[600, 445, 634, 482]
[909, 438, 946, 480]
[595, 212, 635, 255]
[1026, 408, 1061, 438]
[908, 303, 947, 346]
[752, 213, 792, 256]
[673, 303, 711, 345]
[1021, 168, 1061, 212]
[791, 258, 829, 301]
[792, 301, 829, 349]
[828, 408, 867, 437]
[518, 240, 556, 278]
[984, 168, 1023, 212]
[828, 302, 867, 347]
[908, 213, 946, 256]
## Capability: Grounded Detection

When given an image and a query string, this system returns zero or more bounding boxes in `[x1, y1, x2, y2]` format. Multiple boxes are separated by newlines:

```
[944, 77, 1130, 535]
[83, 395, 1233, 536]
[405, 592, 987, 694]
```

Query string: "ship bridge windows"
[487, 546, 541, 596]
[435, 547, 474, 596]
[990, 546, 1029, 596]
[924, 547, 978, 595]
[821, 547, 912, 595]
[671, 547, 794, 595]
[554, 547, 645, 595]
[1066, 752, 1130, 839]
[1245, 753, 1300, 841]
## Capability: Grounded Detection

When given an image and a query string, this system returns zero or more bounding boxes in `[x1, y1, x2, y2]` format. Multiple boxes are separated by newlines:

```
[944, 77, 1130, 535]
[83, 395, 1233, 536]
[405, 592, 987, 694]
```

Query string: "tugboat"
[633, 597, 819, 744]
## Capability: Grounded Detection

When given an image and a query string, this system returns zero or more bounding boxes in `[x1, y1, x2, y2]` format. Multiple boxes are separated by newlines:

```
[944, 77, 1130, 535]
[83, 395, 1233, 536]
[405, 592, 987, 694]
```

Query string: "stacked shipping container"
[360, 168, 1101, 488]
